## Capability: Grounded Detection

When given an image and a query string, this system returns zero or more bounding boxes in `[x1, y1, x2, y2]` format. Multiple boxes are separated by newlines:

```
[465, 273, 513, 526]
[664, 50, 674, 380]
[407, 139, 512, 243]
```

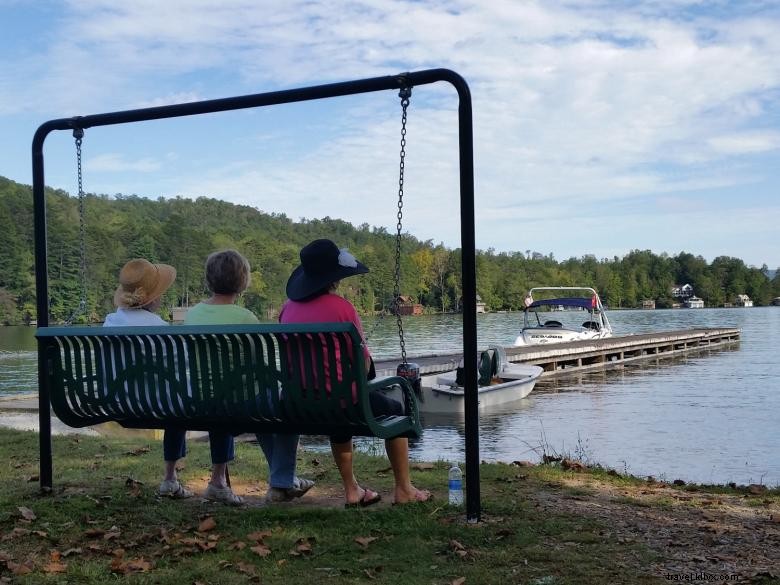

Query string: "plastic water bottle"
[448, 464, 463, 506]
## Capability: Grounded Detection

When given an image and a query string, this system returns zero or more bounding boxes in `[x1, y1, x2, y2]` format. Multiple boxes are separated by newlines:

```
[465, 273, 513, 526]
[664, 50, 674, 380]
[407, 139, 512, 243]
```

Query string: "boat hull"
[415, 364, 543, 413]
[514, 327, 609, 346]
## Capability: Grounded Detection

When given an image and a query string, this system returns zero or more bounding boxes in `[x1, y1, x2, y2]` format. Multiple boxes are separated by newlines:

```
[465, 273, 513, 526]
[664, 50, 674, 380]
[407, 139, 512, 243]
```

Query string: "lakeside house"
[735, 294, 753, 308]
[773, 297, 780, 307]
[671, 283, 694, 299]
[476, 295, 487, 314]
[397, 295, 423, 316]
[684, 296, 704, 309]
[642, 299, 656, 310]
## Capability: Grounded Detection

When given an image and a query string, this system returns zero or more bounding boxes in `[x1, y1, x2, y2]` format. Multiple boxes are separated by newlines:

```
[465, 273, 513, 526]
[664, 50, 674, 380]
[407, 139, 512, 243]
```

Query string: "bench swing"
[32, 70, 482, 520]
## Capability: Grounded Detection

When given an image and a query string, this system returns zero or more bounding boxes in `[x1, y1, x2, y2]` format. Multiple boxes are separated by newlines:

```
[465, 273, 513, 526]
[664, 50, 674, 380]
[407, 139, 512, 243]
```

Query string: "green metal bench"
[36, 322, 422, 440]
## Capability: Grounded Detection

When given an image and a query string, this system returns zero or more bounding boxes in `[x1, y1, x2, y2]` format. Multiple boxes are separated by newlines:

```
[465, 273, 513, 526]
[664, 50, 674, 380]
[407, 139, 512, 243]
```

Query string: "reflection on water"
[1, 307, 778, 485]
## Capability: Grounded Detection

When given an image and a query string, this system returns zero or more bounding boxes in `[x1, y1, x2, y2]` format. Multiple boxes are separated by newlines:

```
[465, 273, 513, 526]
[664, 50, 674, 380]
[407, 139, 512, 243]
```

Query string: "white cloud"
[708, 131, 780, 154]
[2, 0, 780, 265]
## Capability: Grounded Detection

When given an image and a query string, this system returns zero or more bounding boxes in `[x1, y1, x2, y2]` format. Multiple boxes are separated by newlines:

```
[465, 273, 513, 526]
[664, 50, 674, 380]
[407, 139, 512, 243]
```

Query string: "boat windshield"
[524, 296, 602, 330]
[526, 296, 598, 311]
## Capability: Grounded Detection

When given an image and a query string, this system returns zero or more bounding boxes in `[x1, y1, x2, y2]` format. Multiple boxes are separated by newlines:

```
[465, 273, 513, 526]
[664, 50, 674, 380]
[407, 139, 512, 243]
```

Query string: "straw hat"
[286, 239, 368, 301]
[114, 259, 176, 308]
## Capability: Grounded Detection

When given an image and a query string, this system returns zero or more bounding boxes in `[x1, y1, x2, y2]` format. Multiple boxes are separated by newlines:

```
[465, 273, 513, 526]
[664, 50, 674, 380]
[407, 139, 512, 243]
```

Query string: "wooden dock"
[374, 328, 741, 379]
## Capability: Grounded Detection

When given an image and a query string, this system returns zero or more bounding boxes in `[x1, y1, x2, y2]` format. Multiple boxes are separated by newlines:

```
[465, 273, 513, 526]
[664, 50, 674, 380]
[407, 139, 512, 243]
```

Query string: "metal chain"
[393, 85, 412, 365]
[66, 128, 87, 324]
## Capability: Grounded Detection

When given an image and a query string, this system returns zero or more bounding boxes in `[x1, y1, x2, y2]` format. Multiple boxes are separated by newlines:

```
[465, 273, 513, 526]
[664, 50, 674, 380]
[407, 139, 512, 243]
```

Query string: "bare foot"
[393, 487, 432, 505]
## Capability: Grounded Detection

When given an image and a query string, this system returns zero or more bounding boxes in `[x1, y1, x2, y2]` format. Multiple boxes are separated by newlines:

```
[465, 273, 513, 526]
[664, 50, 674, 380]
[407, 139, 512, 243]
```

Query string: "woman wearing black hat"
[281, 239, 431, 506]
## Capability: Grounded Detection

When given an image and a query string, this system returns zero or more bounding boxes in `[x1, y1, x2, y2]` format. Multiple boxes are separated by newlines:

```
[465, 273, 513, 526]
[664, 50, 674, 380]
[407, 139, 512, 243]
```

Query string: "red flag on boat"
[591, 294, 597, 308]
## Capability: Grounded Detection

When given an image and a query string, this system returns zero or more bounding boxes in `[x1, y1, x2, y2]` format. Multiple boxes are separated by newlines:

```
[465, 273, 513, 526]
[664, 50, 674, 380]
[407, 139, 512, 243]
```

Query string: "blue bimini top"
[527, 296, 597, 310]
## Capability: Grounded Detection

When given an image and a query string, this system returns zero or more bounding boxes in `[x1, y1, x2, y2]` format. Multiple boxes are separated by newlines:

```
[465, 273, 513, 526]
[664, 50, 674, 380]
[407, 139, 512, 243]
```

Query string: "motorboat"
[419, 346, 543, 413]
[513, 287, 612, 346]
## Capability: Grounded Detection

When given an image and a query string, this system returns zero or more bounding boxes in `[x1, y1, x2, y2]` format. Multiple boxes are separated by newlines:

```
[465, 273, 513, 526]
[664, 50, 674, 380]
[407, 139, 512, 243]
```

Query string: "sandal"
[345, 487, 381, 508]
[266, 477, 316, 503]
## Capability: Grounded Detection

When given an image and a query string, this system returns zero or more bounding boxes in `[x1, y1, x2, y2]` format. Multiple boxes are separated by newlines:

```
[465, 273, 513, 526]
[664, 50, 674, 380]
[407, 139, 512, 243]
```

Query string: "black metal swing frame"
[31, 68, 481, 520]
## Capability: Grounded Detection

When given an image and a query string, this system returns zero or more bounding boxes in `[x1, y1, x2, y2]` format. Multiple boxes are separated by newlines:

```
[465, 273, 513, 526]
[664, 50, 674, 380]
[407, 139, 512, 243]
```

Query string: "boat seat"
[582, 321, 601, 331]
[478, 348, 499, 386]
[543, 320, 563, 328]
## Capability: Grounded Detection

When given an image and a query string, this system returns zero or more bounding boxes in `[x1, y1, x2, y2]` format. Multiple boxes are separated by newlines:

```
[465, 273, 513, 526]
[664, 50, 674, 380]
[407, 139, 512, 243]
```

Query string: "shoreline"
[4, 391, 777, 490]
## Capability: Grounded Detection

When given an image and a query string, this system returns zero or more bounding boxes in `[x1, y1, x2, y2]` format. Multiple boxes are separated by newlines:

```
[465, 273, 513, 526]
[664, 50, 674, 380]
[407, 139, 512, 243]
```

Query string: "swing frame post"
[31, 68, 481, 521]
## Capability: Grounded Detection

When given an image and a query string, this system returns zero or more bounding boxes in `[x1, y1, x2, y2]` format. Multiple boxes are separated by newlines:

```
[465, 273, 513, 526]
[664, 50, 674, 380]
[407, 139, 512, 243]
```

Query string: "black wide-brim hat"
[286, 238, 369, 301]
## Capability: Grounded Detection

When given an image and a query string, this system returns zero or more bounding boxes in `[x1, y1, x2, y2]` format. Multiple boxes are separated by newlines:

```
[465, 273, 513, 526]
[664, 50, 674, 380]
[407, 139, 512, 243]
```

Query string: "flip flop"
[345, 487, 381, 508]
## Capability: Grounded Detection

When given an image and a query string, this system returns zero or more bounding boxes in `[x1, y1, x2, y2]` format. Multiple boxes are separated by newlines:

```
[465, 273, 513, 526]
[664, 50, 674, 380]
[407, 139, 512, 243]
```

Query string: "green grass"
[0, 428, 699, 584]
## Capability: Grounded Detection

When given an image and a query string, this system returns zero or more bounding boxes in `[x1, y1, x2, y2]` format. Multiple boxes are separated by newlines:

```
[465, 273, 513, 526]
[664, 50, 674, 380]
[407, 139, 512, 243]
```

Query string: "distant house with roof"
[642, 299, 656, 310]
[397, 295, 423, 316]
[735, 294, 753, 308]
[671, 283, 694, 299]
[476, 295, 487, 314]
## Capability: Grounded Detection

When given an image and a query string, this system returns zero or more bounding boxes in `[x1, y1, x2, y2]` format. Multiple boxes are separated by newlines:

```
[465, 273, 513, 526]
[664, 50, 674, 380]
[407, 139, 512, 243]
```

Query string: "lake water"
[2, 307, 778, 486]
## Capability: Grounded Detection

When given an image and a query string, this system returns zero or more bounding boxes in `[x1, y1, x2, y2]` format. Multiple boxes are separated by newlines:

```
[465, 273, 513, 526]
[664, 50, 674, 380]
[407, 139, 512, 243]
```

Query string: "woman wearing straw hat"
[280, 239, 431, 506]
[105, 258, 238, 504]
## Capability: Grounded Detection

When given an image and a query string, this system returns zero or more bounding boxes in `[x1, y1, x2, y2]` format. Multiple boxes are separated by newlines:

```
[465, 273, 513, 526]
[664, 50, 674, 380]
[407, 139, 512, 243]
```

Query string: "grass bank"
[0, 428, 778, 584]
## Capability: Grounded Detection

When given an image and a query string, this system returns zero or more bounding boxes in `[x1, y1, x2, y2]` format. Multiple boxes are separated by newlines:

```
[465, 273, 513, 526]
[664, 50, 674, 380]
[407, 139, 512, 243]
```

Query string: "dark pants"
[330, 390, 404, 444]
[163, 429, 235, 464]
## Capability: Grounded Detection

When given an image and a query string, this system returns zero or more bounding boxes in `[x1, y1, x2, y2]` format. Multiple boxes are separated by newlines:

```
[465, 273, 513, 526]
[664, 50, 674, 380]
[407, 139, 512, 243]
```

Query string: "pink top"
[279, 293, 370, 399]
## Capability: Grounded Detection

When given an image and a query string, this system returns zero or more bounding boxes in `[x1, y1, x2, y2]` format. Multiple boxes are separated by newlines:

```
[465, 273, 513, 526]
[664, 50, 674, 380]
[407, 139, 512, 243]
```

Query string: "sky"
[1, 0, 779, 268]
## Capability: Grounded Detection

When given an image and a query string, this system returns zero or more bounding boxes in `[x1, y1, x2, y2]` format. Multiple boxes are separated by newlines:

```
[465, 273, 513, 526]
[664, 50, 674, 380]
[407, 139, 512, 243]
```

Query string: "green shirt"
[184, 303, 259, 325]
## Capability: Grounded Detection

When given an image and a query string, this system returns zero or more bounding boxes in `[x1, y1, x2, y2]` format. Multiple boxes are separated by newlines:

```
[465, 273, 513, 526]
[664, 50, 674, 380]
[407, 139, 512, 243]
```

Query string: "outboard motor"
[397, 362, 423, 402]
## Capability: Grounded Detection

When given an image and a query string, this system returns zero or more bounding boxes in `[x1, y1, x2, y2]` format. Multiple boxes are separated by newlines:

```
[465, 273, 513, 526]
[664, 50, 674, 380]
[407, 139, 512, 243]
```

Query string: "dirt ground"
[531, 473, 780, 582]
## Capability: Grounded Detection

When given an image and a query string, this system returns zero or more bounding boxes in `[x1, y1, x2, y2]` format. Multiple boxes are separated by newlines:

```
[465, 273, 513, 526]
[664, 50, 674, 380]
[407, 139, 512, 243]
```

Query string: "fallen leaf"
[449, 540, 470, 558]
[198, 517, 217, 532]
[32, 530, 48, 537]
[236, 561, 261, 581]
[354, 536, 378, 548]
[8, 561, 32, 575]
[17, 507, 36, 521]
[84, 528, 106, 538]
[229, 541, 246, 550]
[250, 544, 272, 557]
[451, 578, 466, 585]
[110, 557, 153, 574]
[289, 536, 315, 556]
[126, 447, 151, 456]
[26, 475, 39, 482]
[43, 551, 67, 574]
[247, 530, 272, 542]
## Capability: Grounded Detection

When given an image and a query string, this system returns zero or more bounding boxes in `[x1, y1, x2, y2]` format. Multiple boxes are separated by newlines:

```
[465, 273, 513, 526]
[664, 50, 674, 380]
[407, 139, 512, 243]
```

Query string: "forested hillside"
[1, 176, 778, 325]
